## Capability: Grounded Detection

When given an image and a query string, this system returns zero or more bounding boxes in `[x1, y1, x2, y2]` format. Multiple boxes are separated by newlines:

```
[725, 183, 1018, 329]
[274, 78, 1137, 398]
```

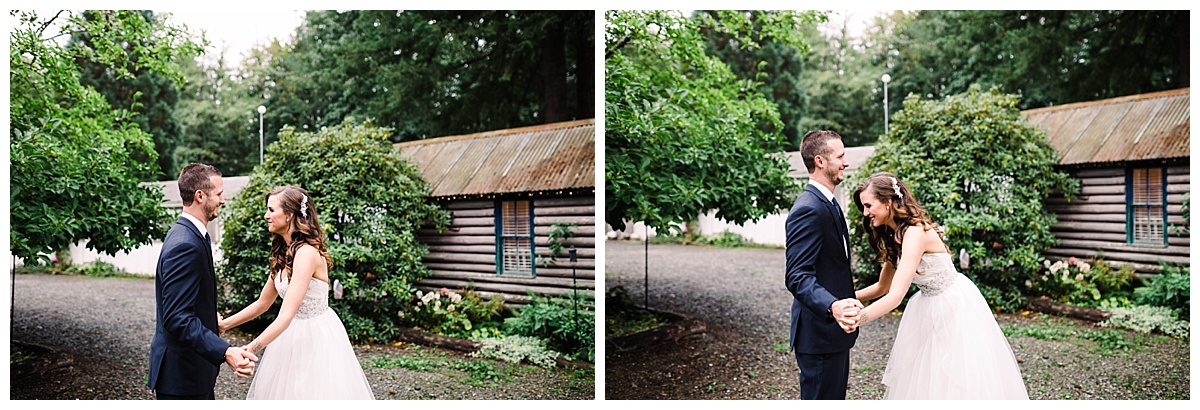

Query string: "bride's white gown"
[881, 252, 1029, 399]
[246, 272, 375, 399]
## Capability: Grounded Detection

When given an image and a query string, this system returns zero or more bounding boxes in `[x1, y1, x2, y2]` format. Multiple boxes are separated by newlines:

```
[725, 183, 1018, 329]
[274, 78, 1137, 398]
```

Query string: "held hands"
[224, 346, 259, 379]
[831, 298, 864, 334]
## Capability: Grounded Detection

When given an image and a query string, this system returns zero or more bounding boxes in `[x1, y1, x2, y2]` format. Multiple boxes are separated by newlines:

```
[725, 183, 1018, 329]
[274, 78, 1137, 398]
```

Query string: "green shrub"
[1133, 263, 1190, 320]
[471, 335, 559, 367]
[849, 85, 1080, 313]
[403, 288, 505, 338]
[1033, 254, 1135, 307]
[1102, 305, 1189, 339]
[503, 293, 595, 363]
[218, 119, 450, 343]
[67, 261, 136, 278]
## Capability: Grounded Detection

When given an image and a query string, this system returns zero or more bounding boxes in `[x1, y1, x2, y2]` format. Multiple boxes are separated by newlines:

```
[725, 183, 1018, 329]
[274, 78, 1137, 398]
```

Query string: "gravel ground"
[604, 241, 1190, 400]
[8, 273, 594, 400]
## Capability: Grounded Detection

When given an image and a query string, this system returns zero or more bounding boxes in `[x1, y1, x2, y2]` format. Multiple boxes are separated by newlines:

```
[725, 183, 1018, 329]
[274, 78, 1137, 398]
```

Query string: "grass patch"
[606, 286, 674, 338]
[450, 359, 508, 386]
[1002, 318, 1080, 341]
[1079, 329, 1139, 357]
[370, 347, 450, 372]
[10, 343, 36, 364]
[771, 343, 790, 352]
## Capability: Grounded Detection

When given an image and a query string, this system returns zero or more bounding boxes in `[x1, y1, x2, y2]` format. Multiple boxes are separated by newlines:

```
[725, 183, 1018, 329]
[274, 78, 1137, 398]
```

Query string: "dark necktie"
[204, 233, 211, 246]
[831, 197, 849, 257]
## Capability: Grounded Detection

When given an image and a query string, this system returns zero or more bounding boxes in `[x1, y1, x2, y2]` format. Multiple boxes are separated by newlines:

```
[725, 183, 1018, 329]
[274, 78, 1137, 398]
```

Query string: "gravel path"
[603, 241, 1190, 400]
[9, 273, 594, 400]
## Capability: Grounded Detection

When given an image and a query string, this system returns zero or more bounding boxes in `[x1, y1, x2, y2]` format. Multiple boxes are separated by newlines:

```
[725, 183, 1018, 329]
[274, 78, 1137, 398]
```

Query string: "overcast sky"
[161, 10, 305, 67]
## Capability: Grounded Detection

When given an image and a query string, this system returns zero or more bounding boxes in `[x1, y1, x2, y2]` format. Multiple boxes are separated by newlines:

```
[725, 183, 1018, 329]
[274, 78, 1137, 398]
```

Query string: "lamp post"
[881, 74, 891, 135]
[257, 105, 266, 164]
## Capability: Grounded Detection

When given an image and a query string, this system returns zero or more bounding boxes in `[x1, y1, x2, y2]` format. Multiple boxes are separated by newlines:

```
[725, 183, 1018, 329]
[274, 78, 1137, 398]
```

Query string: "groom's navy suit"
[785, 182, 858, 399]
[148, 217, 230, 399]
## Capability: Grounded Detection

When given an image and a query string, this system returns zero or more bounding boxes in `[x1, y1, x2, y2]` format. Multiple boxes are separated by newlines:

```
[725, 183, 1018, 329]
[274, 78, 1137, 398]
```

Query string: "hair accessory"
[300, 194, 309, 218]
[888, 177, 904, 199]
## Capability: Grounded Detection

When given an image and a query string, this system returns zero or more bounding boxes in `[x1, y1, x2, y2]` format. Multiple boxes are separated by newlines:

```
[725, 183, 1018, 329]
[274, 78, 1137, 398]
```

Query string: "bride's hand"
[218, 318, 231, 336]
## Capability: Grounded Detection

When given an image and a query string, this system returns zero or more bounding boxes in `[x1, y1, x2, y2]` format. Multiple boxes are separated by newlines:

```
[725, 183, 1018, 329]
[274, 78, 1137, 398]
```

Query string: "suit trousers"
[795, 349, 850, 400]
[156, 391, 215, 400]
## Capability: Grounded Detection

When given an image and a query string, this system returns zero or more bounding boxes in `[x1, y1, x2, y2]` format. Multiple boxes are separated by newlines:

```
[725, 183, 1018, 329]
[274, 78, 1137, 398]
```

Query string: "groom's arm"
[784, 203, 838, 320]
[159, 240, 231, 365]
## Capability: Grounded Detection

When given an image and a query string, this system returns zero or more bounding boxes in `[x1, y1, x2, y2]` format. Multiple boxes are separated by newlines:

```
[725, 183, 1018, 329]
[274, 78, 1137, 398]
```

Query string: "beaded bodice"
[274, 272, 330, 319]
[912, 253, 958, 297]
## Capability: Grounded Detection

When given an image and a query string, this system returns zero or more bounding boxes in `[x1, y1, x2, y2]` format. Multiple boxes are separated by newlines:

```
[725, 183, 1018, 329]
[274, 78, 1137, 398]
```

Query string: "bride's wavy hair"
[266, 185, 332, 280]
[852, 172, 944, 264]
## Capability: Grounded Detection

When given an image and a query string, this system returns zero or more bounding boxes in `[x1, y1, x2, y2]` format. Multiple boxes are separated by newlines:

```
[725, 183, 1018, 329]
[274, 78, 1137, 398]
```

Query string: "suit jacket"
[147, 217, 230, 396]
[784, 183, 858, 354]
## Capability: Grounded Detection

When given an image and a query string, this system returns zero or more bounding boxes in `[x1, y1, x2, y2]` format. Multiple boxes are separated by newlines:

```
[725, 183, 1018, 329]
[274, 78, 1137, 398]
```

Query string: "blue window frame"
[1127, 166, 1167, 245]
[496, 200, 535, 277]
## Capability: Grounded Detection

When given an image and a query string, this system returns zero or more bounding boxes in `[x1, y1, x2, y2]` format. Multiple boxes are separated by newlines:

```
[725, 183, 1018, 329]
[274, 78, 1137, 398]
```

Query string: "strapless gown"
[880, 252, 1029, 399]
[246, 272, 375, 399]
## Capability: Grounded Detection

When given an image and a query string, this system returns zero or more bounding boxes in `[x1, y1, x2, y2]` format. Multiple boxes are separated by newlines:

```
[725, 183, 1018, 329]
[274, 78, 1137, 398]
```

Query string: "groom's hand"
[831, 298, 863, 333]
[225, 346, 259, 378]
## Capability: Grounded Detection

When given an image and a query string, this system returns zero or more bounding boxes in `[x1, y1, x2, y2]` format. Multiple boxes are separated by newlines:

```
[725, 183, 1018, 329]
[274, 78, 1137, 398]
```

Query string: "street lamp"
[257, 105, 266, 164]
[881, 74, 891, 135]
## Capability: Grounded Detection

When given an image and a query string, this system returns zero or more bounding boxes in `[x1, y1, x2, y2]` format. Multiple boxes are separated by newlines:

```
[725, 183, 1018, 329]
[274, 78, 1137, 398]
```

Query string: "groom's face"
[200, 176, 226, 221]
[820, 139, 849, 185]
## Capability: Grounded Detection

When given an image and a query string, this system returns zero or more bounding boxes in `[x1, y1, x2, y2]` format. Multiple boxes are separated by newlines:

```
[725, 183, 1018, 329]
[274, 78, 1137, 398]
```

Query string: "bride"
[220, 185, 374, 399]
[848, 172, 1028, 399]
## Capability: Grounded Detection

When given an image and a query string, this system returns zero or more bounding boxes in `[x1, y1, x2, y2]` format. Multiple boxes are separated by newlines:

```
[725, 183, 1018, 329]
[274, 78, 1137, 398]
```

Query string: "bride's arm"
[857, 227, 927, 326]
[243, 246, 320, 354]
[220, 276, 278, 333]
[855, 261, 896, 302]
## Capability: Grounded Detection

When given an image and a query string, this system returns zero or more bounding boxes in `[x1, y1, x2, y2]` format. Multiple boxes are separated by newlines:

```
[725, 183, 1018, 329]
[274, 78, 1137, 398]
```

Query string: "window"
[497, 200, 534, 277]
[1128, 167, 1166, 245]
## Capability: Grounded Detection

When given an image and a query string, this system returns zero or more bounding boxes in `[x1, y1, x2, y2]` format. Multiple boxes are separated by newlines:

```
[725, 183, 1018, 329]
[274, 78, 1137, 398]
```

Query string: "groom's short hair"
[800, 130, 842, 173]
[178, 163, 222, 206]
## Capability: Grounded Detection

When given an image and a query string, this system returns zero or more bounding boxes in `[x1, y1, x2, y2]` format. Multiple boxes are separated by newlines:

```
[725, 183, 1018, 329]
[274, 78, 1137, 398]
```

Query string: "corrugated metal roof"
[395, 119, 595, 197]
[1023, 88, 1190, 165]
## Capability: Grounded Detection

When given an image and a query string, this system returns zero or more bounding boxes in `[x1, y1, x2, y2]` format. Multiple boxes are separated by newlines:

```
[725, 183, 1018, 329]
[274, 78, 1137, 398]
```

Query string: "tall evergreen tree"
[70, 10, 185, 180]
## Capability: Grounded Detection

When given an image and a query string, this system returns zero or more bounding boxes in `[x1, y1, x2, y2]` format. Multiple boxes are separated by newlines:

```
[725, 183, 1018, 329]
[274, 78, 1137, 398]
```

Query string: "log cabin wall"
[415, 194, 596, 307]
[1044, 161, 1189, 275]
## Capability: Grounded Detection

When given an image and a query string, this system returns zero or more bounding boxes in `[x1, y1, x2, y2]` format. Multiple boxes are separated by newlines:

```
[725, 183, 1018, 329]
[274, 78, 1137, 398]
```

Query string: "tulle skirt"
[881, 274, 1029, 400]
[246, 307, 375, 400]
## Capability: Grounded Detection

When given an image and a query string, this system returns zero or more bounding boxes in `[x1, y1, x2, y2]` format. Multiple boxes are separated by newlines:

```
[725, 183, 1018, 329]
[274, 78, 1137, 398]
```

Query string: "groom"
[784, 130, 862, 400]
[148, 163, 257, 399]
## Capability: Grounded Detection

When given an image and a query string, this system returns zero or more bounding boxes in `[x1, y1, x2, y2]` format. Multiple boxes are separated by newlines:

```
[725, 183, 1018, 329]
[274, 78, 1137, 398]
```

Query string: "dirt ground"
[8, 273, 594, 400]
[603, 241, 1190, 400]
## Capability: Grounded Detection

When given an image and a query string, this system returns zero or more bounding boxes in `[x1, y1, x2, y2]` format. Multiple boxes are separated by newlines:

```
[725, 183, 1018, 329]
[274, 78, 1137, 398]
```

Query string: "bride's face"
[264, 194, 290, 235]
[859, 190, 891, 228]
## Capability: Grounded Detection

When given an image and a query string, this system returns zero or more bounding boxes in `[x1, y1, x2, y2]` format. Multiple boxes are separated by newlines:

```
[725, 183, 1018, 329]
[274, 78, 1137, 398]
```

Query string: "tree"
[173, 50, 265, 176]
[605, 10, 824, 232]
[70, 10, 186, 181]
[876, 11, 1189, 111]
[218, 120, 450, 343]
[847, 86, 1080, 312]
[260, 10, 593, 143]
[703, 12, 885, 150]
[9, 10, 204, 263]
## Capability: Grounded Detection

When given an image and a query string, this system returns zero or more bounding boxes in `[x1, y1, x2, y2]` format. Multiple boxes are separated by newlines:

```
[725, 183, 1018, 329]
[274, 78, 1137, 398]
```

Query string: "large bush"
[848, 85, 1079, 312]
[218, 120, 450, 343]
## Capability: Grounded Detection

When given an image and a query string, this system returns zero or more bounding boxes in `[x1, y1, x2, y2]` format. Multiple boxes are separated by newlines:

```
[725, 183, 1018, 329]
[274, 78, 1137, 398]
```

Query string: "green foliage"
[878, 11, 1189, 110]
[10, 10, 204, 263]
[539, 222, 579, 267]
[172, 52, 268, 177]
[370, 347, 448, 372]
[262, 10, 593, 143]
[848, 86, 1080, 312]
[403, 288, 505, 338]
[1103, 305, 1190, 339]
[449, 360, 507, 386]
[471, 335, 559, 367]
[1133, 263, 1190, 320]
[503, 293, 595, 362]
[1033, 255, 1135, 308]
[1078, 329, 1138, 357]
[70, 11, 190, 181]
[66, 261, 139, 278]
[604, 286, 671, 339]
[605, 10, 824, 232]
[218, 120, 450, 344]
